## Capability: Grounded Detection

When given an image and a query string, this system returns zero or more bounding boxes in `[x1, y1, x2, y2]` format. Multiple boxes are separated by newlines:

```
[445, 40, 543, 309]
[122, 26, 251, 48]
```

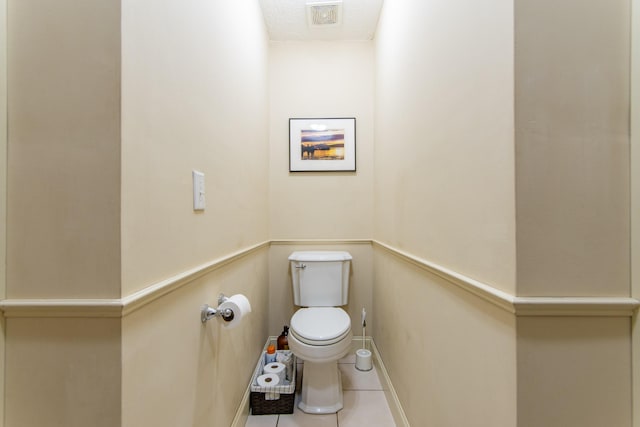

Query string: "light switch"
[193, 170, 205, 211]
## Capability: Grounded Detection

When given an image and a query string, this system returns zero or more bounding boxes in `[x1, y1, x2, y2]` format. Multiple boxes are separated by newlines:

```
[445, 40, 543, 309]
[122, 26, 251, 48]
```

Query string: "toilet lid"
[290, 307, 351, 345]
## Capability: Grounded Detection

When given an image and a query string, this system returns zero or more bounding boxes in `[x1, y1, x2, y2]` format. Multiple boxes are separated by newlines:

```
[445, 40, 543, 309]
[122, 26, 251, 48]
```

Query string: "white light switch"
[193, 170, 205, 211]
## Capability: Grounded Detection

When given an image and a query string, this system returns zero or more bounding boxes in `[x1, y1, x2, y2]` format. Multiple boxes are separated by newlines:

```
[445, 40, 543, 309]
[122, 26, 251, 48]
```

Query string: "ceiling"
[258, 0, 384, 41]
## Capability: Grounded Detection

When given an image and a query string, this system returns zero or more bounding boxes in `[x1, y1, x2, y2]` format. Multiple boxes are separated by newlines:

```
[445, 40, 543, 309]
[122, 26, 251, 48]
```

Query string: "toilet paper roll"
[257, 373, 280, 388]
[219, 294, 252, 329]
[263, 362, 287, 384]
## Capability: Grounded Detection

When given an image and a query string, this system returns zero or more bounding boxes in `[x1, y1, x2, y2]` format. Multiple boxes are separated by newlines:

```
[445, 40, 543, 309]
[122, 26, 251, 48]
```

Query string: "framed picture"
[289, 117, 356, 172]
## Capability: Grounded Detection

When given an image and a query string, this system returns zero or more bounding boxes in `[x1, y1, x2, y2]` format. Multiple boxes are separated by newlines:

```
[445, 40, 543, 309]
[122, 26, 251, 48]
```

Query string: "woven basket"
[249, 350, 296, 415]
[249, 391, 295, 415]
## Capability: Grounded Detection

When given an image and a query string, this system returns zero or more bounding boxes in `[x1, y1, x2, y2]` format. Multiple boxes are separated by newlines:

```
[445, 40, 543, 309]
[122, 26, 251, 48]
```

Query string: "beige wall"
[268, 41, 374, 240]
[2, 1, 637, 427]
[0, 0, 6, 422]
[4, 0, 271, 426]
[373, 249, 517, 426]
[120, 1, 270, 426]
[6, 0, 121, 299]
[375, 1, 634, 426]
[5, 2, 122, 424]
[517, 317, 632, 427]
[122, 248, 269, 427]
[514, 2, 632, 424]
[374, 0, 516, 295]
[5, 318, 122, 427]
[630, 0, 638, 421]
[372, 2, 518, 426]
[121, 0, 270, 296]
[0, 0, 6, 298]
[515, 0, 630, 297]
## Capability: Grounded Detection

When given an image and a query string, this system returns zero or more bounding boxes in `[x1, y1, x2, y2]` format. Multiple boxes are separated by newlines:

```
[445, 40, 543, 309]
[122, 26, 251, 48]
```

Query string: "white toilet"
[287, 251, 353, 414]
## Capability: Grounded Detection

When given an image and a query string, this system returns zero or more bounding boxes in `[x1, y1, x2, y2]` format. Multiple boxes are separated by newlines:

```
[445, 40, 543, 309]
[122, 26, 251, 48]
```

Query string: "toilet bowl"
[289, 307, 352, 413]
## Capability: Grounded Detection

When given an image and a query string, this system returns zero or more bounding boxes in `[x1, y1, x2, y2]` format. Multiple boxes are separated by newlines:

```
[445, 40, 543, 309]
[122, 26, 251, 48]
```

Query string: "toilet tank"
[289, 251, 352, 307]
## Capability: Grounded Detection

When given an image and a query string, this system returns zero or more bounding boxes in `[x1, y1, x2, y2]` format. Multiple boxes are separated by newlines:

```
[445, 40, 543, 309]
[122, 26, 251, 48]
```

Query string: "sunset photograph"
[300, 128, 345, 160]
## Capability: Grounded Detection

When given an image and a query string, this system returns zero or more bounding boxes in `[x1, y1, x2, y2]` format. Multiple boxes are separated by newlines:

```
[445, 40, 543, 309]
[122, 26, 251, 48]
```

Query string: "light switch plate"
[193, 170, 205, 211]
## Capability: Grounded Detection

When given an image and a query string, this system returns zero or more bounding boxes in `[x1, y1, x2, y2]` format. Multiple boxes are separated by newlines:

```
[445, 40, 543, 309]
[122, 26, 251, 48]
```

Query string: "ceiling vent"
[306, 1, 343, 27]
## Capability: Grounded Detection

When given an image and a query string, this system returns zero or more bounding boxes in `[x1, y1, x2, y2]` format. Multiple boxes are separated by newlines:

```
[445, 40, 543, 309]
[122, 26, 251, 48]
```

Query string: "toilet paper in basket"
[263, 362, 286, 384]
[256, 373, 280, 388]
[256, 373, 281, 401]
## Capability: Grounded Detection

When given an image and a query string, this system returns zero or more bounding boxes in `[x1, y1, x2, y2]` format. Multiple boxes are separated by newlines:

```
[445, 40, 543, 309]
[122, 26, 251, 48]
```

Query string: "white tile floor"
[245, 352, 396, 427]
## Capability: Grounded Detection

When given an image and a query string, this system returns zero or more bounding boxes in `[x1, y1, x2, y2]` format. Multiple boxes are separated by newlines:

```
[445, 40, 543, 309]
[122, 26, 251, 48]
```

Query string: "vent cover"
[307, 1, 343, 27]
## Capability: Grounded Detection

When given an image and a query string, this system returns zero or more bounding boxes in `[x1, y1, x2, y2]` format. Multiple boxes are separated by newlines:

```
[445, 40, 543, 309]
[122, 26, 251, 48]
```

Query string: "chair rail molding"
[1, 240, 637, 318]
[0, 241, 270, 318]
[372, 240, 640, 317]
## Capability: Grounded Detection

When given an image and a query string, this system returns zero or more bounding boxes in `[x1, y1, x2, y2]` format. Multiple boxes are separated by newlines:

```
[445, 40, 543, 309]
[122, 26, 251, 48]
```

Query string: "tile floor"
[245, 352, 396, 427]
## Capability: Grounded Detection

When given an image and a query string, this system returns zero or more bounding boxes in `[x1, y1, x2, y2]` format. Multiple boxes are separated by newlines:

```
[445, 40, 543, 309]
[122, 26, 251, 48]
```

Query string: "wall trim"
[513, 297, 640, 316]
[0, 241, 269, 318]
[121, 241, 269, 316]
[373, 240, 517, 313]
[270, 238, 372, 246]
[0, 299, 123, 318]
[373, 240, 640, 317]
[1, 239, 638, 318]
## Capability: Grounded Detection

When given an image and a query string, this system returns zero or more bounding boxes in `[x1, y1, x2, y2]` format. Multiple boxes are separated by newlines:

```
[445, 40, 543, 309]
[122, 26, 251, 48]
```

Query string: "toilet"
[287, 251, 353, 414]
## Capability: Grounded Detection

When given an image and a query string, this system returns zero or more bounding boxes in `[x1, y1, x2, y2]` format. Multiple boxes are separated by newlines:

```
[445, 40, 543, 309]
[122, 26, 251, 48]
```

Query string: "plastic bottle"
[265, 344, 277, 363]
[277, 326, 289, 350]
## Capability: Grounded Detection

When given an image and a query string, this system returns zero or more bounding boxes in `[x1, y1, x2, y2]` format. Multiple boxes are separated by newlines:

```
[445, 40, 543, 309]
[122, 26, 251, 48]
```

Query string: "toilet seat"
[290, 307, 351, 346]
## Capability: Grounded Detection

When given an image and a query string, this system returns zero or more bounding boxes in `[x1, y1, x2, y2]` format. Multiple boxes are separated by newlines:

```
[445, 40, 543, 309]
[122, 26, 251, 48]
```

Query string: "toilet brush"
[361, 307, 367, 350]
[356, 308, 372, 371]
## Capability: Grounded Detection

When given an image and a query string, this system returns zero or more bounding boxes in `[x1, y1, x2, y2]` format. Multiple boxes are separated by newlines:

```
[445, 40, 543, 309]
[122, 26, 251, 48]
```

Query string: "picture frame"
[289, 117, 356, 172]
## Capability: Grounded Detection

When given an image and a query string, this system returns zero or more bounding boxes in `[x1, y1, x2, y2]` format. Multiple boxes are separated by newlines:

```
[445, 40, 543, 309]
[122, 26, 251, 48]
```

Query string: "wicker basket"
[249, 350, 296, 415]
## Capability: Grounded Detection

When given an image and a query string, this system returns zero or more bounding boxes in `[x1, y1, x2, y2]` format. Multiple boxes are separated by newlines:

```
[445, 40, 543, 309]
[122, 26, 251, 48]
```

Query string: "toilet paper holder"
[201, 294, 235, 324]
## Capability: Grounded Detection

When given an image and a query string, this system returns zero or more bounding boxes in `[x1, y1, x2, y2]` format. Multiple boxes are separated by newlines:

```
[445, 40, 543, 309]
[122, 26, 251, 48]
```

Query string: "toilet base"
[298, 361, 343, 414]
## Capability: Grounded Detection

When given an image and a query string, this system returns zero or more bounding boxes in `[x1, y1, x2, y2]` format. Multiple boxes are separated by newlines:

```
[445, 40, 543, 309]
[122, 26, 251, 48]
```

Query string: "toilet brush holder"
[355, 349, 372, 371]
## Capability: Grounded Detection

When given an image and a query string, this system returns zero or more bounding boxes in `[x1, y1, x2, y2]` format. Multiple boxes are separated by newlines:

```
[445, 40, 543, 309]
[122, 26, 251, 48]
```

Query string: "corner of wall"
[631, 0, 640, 424]
[0, 0, 7, 424]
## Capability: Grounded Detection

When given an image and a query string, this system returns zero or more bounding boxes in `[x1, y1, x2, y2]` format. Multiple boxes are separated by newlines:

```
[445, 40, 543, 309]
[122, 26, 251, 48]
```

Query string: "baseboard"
[229, 383, 251, 427]
[231, 336, 410, 427]
[369, 339, 411, 427]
